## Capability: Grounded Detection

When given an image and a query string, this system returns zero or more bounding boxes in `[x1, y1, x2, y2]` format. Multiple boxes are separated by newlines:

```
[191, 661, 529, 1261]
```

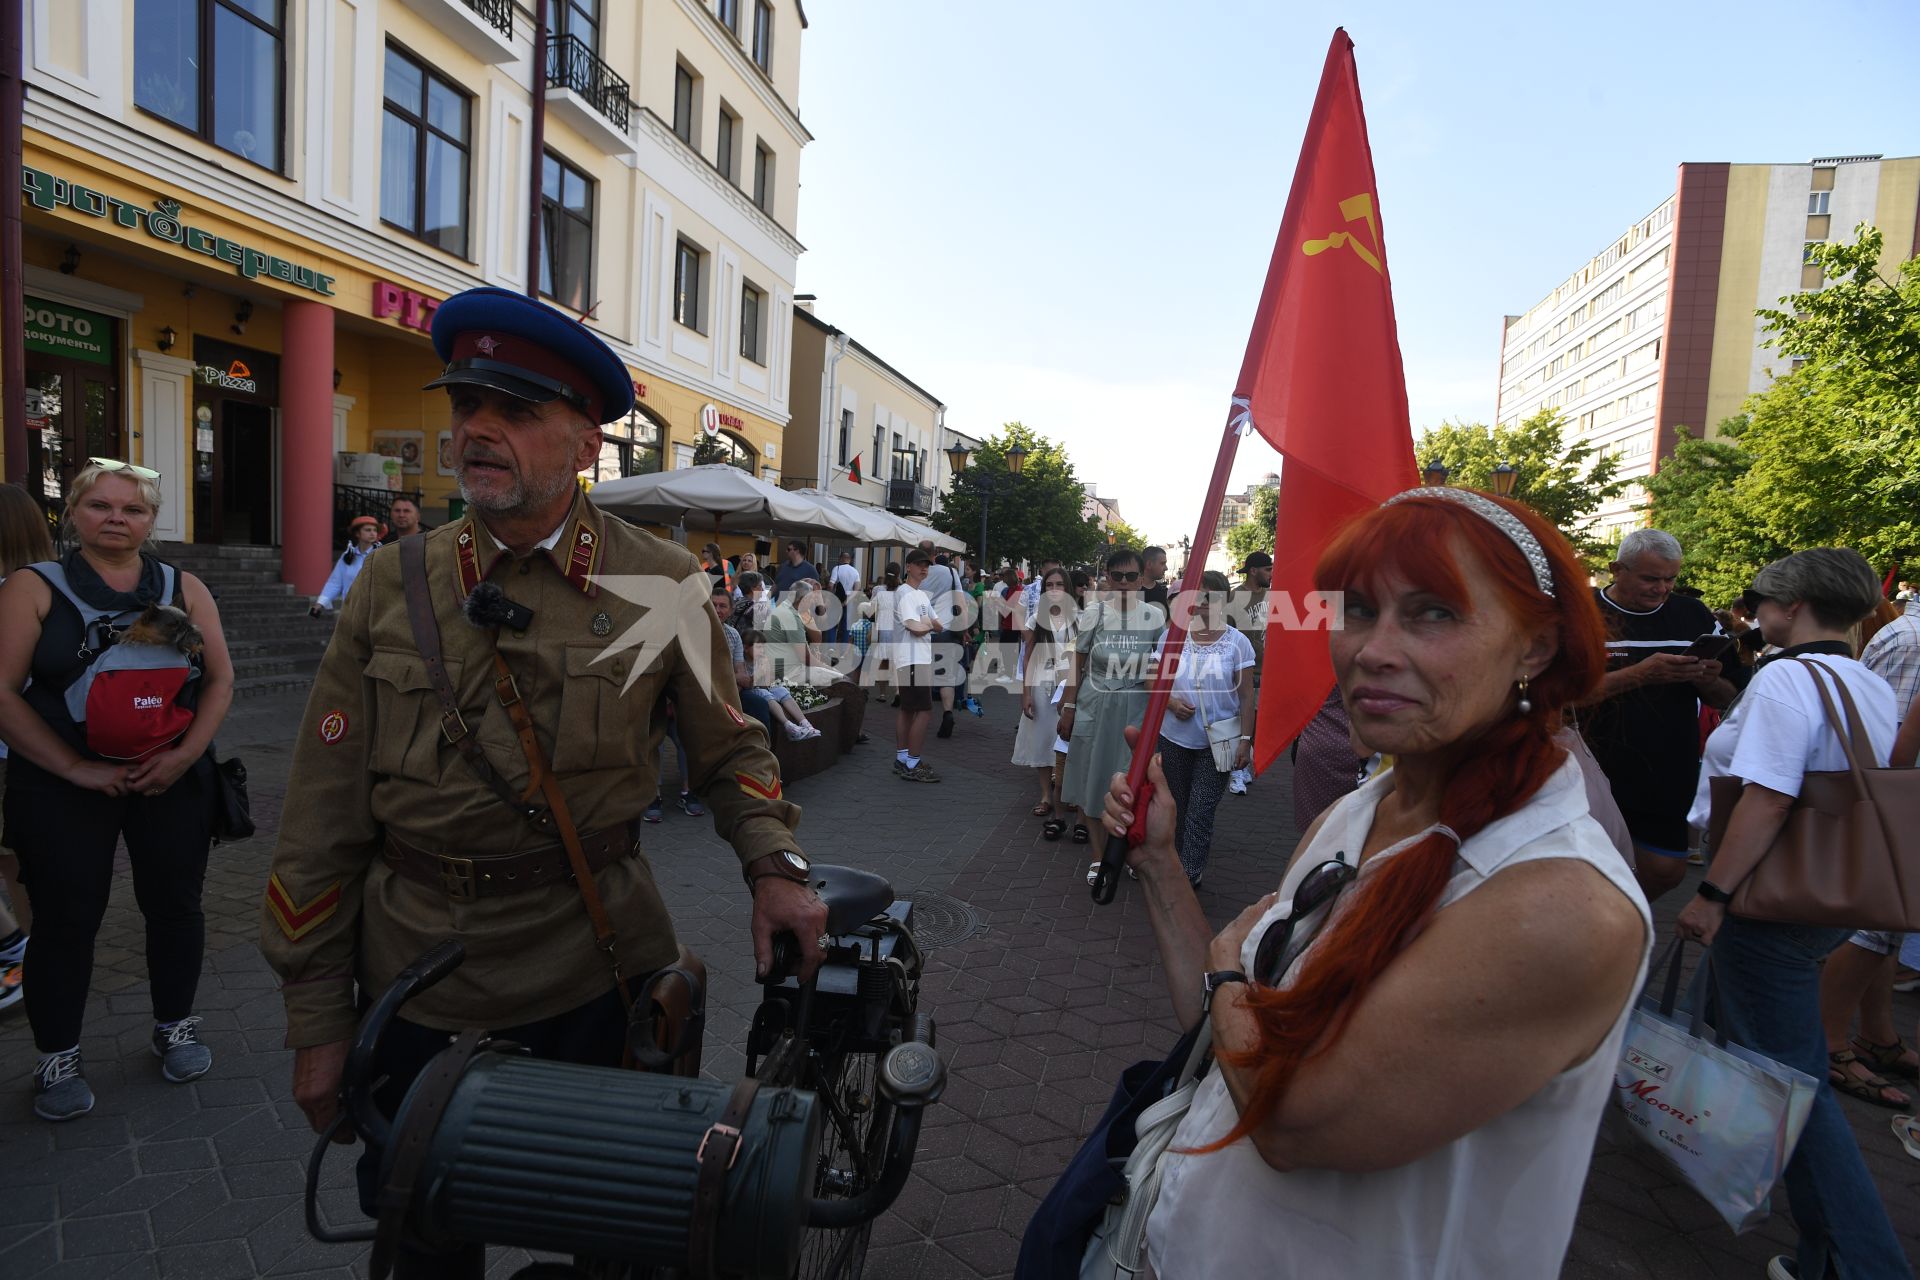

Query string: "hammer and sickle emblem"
[1302, 193, 1385, 275]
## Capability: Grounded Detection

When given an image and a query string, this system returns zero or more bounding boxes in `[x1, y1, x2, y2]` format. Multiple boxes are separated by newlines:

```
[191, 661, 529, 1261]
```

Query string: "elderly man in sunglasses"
[1094, 488, 1649, 1279]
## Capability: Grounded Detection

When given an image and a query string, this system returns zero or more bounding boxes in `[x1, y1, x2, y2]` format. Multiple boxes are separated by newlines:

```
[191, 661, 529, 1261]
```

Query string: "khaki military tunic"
[261, 492, 802, 1047]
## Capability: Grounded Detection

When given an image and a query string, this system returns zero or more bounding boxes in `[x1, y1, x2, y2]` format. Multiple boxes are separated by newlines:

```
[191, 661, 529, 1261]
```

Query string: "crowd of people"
[1, 276, 1911, 1280]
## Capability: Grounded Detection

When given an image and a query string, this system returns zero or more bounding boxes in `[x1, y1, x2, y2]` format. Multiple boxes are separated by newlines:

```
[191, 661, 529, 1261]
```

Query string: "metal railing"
[546, 34, 631, 133]
[335, 484, 425, 545]
[885, 479, 933, 516]
[464, 0, 511, 37]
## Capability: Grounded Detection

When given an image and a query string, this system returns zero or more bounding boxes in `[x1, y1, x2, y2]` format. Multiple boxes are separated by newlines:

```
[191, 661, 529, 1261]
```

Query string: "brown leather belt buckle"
[440, 708, 470, 744]
[695, 1122, 743, 1171]
[437, 853, 478, 902]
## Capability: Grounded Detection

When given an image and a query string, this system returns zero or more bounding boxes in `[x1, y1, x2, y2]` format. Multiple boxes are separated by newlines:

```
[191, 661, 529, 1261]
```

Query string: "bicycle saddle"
[810, 864, 894, 936]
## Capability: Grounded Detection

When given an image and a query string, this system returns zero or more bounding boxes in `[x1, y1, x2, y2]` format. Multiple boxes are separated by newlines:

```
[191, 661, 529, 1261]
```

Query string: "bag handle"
[1654, 937, 1729, 1047]
[1797, 659, 1876, 776]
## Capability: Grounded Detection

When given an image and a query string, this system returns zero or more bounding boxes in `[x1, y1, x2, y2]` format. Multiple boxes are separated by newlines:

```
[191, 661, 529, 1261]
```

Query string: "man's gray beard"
[457, 463, 576, 516]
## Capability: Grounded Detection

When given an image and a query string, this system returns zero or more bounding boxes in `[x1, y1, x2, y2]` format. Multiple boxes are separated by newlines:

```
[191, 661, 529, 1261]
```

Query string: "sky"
[790, 0, 1920, 547]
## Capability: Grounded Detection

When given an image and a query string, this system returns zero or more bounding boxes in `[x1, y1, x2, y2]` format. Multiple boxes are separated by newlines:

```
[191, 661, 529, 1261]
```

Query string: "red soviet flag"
[1239, 29, 1416, 773]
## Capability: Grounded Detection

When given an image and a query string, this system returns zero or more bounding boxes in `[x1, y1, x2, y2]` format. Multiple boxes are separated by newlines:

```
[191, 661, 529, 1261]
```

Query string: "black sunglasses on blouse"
[1252, 857, 1357, 985]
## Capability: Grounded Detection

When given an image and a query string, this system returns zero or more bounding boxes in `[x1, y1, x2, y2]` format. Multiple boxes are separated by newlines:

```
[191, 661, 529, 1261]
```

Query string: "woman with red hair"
[1101, 489, 1651, 1277]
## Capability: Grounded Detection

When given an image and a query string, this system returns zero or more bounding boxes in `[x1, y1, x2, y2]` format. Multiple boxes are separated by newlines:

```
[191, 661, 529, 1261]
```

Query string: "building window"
[704, 430, 756, 474]
[674, 238, 706, 332]
[1810, 166, 1835, 193]
[555, 0, 599, 51]
[380, 46, 471, 257]
[873, 426, 884, 476]
[539, 151, 594, 312]
[592, 408, 665, 481]
[1801, 262, 1825, 291]
[1807, 190, 1831, 215]
[673, 63, 697, 146]
[716, 0, 739, 33]
[891, 432, 904, 478]
[838, 409, 852, 466]
[1806, 213, 1831, 241]
[739, 282, 766, 364]
[716, 103, 739, 183]
[753, 141, 773, 213]
[752, 2, 773, 72]
[134, 0, 285, 172]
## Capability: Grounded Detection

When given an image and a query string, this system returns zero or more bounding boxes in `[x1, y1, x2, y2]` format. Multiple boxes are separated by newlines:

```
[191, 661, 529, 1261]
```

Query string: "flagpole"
[1090, 407, 1247, 904]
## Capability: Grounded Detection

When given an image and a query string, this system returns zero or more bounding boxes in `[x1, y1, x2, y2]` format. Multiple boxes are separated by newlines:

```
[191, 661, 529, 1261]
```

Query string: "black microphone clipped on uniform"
[463, 582, 536, 632]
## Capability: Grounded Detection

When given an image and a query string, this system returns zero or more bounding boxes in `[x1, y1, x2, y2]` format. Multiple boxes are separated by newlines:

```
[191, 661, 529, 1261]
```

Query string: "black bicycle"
[303, 865, 940, 1280]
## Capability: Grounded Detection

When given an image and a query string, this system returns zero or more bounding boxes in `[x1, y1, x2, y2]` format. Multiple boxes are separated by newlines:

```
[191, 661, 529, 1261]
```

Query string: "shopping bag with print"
[1612, 941, 1818, 1233]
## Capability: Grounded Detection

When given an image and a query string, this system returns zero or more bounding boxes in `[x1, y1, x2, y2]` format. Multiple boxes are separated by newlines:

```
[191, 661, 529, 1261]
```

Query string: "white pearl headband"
[1381, 487, 1557, 598]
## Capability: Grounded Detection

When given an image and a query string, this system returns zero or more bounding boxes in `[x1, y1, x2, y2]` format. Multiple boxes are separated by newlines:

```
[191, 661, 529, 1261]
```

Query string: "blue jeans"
[738, 688, 778, 739]
[1708, 916, 1912, 1279]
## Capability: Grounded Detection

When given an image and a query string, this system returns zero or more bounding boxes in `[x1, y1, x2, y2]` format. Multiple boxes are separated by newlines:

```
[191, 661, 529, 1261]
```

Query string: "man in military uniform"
[261, 287, 825, 1270]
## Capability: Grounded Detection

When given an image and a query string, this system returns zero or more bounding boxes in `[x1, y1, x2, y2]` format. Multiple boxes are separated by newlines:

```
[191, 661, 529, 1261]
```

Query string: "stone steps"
[151, 543, 333, 700]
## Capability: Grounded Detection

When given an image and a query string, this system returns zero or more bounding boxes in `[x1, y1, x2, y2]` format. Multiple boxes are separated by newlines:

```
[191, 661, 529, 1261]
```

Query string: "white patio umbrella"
[894, 515, 966, 553]
[790, 489, 902, 544]
[588, 464, 864, 540]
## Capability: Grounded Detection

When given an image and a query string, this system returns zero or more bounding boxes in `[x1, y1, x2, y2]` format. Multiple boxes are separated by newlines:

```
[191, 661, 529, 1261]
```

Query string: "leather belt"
[382, 824, 638, 902]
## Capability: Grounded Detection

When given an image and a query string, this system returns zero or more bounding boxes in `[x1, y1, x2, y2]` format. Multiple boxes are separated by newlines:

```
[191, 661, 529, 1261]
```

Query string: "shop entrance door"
[21, 295, 122, 518]
[190, 340, 279, 546]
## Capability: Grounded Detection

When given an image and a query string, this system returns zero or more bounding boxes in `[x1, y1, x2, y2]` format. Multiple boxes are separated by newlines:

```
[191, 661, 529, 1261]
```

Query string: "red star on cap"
[475, 335, 501, 357]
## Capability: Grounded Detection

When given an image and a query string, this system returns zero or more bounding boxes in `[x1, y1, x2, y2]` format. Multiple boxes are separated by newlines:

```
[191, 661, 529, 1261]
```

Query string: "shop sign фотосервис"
[20, 165, 337, 297]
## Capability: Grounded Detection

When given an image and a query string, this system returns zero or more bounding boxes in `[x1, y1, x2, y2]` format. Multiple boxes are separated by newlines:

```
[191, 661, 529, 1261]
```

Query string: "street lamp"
[953, 442, 1027, 572]
[1490, 460, 1518, 497]
[1422, 458, 1450, 487]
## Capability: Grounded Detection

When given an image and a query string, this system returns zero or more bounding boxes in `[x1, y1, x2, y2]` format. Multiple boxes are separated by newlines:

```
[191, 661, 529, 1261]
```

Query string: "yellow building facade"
[11, 0, 811, 588]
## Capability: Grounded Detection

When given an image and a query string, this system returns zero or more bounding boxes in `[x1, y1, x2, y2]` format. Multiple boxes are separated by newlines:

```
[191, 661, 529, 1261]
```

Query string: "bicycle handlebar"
[343, 938, 467, 1148]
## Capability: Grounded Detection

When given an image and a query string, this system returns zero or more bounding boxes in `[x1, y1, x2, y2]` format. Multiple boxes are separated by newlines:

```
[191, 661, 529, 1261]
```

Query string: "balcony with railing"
[398, 0, 515, 62]
[546, 34, 634, 155]
[886, 478, 933, 516]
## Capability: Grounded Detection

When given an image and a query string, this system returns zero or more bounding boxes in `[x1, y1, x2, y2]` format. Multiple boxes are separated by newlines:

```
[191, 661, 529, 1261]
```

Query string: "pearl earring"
[1516, 676, 1532, 715]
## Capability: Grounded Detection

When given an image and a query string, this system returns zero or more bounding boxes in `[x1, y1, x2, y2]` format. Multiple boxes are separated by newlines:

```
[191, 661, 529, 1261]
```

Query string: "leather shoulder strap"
[398, 535, 538, 819]
[689, 1075, 762, 1280]
[1797, 658, 1877, 768]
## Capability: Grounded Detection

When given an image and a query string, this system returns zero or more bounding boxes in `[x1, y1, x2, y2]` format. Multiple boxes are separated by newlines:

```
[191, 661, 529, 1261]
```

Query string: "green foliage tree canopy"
[1411, 408, 1626, 557]
[930, 423, 1103, 569]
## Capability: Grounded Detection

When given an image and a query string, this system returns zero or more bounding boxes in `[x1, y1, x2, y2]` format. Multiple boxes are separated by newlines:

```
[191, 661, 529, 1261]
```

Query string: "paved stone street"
[3, 686, 1917, 1278]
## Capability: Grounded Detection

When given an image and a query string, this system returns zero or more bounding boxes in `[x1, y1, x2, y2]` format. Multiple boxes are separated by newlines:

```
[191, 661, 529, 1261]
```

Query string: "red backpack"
[33, 561, 200, 762]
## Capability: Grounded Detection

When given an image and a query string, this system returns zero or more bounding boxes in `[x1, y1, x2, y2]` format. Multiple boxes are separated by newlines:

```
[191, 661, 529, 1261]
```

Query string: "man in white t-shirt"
[891, 551, 941, 782]
[827, 552, 860, 644]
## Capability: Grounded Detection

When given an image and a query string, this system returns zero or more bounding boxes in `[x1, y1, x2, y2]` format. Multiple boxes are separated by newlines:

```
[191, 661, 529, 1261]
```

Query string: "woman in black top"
[0, 461, 234, 1121]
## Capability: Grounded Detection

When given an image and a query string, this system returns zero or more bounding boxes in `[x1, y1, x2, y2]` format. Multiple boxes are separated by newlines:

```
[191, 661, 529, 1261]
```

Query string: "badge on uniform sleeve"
[317, 710, 349, 744]
[590, 611, 613, 637]
[266, 874, 342, 942]
[736, 771, 783, 801]
[723, 703, 749, 728]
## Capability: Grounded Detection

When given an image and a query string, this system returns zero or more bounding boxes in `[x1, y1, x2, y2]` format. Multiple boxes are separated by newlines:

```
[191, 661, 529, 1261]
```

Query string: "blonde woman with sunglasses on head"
[0, 459, 234, 1121]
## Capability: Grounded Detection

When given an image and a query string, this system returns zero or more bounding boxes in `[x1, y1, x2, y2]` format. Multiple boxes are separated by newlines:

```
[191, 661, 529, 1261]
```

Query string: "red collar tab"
[562, 520, 601, 598]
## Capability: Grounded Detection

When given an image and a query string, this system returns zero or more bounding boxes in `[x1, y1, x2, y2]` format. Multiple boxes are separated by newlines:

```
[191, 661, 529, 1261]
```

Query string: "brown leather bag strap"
[689, 1075, 761, 1280]
[398, 535, 541, 820]
[1800, 659, 1877, 771]
[488, 649, 631, 1010]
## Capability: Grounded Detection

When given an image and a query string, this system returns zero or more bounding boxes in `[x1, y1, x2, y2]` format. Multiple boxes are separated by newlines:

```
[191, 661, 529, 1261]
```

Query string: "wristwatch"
[744, 850, 811, 889]
[1695, 880, 1733, 905]
[1201, 969, 1248, 1013]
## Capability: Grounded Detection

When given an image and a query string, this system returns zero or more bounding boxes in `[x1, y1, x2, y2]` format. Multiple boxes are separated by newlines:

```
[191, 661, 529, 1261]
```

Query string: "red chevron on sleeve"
[735, 771, 782, 801]
[266, 874, 343, 943]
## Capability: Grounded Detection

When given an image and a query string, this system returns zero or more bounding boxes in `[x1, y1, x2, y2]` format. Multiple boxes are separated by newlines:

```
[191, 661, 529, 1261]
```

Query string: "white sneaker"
[783, 721, 811, 740]
[1228, 768, 1250, 795]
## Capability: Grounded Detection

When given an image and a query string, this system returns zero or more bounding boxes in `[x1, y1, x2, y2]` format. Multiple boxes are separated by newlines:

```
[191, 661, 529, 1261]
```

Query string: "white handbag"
[1080, 1025, 1213, 1279]
[1204, 715, 1243, 773]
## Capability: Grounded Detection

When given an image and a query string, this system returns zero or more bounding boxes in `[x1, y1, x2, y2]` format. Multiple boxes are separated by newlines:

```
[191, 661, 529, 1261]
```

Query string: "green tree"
[1102, 515, 1147, 554]
[1731, 226, 1920, 570]
[1223, 483, 1278, 569]
[1641, 416, 1784, 603]
[1412, 407, 1627, 558]
[931, 423, 1102, 569]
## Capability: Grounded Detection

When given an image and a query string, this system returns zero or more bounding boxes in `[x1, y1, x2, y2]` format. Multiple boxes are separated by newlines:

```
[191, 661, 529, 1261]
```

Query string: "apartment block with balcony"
[1496, 154, 1920, 545]
[9, 0, 811, 592]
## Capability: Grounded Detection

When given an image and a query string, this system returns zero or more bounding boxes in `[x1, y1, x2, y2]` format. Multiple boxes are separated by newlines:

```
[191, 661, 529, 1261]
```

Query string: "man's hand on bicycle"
[751, 875, 829, 981]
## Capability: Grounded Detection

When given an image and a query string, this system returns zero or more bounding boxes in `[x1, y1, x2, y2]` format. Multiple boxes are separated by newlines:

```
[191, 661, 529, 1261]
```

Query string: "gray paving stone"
[59, 1210, 152, 1258]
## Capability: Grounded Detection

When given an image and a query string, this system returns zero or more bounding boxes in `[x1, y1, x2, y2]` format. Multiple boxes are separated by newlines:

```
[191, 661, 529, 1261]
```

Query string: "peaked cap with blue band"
[423, 286, 635, 425]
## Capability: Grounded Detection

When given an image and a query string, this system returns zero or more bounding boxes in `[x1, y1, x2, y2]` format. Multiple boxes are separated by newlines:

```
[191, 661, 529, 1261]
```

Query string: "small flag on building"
[848, 454, 863, 485]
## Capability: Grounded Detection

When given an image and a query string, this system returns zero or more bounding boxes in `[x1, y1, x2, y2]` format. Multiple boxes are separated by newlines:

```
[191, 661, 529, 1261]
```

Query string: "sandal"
[1031, 802, 1054, 817]
[1072, 823, 1090, 844]
[1852, 1035, 1920, 1081]
[1894, 1114, 1920, 1161]
[1042, 818, 1066, 841]
[1828, 1050, 1912, 1109]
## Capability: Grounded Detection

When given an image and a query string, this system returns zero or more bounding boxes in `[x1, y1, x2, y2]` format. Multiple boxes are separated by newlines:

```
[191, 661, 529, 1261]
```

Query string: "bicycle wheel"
[793, 1043, 893, 1280]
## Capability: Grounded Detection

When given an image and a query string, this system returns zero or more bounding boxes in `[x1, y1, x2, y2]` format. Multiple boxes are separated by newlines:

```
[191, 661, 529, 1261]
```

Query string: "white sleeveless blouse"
[1146, 754, 1651, 1279]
